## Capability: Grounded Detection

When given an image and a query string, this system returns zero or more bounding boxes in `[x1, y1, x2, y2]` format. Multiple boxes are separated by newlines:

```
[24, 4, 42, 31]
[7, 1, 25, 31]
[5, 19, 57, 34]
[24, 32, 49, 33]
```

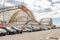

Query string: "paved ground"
[0, 29, 60, 40]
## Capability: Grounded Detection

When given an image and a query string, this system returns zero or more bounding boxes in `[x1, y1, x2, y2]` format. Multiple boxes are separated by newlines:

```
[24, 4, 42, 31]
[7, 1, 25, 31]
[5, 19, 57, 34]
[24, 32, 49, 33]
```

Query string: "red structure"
[0, 24, 4, 27]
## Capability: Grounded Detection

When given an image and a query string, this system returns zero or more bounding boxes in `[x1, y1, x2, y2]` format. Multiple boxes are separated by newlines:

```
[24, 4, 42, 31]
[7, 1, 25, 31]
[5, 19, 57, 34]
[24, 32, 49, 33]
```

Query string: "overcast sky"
[0, 0, 60, 26]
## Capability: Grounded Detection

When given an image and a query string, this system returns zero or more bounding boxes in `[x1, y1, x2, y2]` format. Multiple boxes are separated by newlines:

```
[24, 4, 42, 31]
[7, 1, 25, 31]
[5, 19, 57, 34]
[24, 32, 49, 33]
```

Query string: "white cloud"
[5, 2, 15, 7]
[0, 0, 2, 2]
[52, 0, 60, 2]
[33, 9, 60, 22]
[25, 0, 51, 10]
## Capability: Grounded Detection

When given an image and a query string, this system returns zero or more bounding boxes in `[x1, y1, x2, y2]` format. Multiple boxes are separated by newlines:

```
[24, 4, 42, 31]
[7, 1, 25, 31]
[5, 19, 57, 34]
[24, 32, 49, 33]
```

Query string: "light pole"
[3, 0, 6, 27]
[21, 0, 25, 5]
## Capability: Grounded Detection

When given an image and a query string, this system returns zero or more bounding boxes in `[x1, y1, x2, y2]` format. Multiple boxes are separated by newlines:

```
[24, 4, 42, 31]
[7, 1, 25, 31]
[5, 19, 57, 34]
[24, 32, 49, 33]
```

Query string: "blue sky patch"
[53, 18, 60, 25]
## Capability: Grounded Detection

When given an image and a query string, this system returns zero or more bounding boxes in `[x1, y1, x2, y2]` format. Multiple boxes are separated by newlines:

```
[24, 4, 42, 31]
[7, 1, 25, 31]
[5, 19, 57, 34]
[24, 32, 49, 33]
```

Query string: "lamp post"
[3, 0, 6, 27]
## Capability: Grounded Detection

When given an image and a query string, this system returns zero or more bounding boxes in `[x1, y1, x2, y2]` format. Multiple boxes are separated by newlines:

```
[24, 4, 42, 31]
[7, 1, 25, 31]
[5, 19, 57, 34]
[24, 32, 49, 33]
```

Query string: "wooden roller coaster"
[0, 5, 53, 28]
[0, 5, 39, 28]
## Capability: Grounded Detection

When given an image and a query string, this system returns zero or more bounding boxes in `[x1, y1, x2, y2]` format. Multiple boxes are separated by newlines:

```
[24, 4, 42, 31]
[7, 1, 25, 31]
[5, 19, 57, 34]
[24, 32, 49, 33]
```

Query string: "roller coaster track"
[0, 6, 18, 13]
[0, 5, 38, 26]
[0, 5, 53, 28]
